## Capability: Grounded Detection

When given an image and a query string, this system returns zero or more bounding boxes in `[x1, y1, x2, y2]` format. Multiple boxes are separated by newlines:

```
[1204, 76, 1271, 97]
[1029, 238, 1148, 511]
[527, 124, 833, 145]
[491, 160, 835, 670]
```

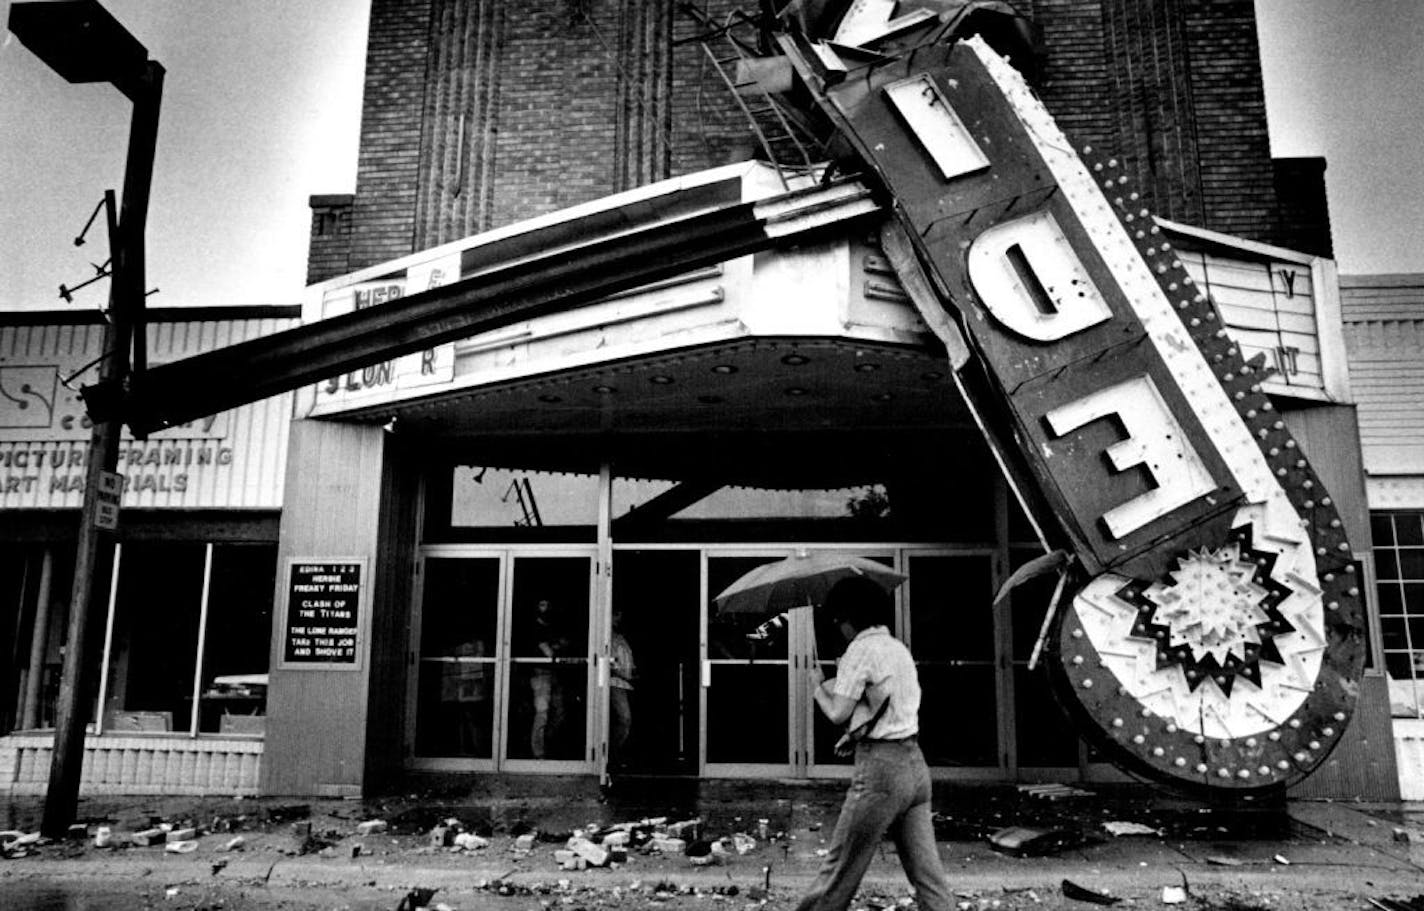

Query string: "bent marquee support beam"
[82, 177, 881, 437]
[779, 26, 1365, 793]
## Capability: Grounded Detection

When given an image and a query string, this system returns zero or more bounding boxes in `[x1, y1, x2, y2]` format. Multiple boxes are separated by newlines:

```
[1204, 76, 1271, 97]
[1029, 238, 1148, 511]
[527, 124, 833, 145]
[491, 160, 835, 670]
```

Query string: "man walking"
[797, 575, 954, 911]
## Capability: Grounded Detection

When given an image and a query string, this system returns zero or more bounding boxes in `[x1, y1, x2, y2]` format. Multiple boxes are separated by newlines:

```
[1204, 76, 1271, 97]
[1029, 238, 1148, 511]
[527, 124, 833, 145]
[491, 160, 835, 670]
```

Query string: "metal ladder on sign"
[684, 5, 825, 189]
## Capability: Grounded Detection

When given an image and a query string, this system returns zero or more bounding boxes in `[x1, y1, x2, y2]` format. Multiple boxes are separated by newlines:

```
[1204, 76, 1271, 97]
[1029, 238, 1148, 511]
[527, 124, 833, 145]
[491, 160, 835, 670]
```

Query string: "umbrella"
[712, 551, 907, 617]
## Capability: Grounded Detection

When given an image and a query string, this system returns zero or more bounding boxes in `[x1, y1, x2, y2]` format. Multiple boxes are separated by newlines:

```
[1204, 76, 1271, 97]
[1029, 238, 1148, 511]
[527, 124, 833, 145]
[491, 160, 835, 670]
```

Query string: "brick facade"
[306, 194, 354, 286]
[346, 0, 433, 273]
[307, 0, 1331, 284]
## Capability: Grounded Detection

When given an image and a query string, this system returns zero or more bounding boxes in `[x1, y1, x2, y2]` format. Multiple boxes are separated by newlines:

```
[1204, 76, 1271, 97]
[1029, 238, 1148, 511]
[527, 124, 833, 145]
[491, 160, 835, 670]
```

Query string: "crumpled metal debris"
[1061, 879, 1121, 905]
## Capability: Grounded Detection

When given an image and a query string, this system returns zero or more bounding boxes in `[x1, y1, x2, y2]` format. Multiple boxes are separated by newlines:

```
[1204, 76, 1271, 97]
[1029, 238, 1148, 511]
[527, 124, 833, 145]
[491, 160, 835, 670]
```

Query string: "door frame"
[900, 546, 1015, 782]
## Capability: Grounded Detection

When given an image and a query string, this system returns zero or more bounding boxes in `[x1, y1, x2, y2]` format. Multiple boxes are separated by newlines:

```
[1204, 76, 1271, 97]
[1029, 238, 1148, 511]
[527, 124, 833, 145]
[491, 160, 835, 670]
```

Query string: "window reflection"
[452, 466, 599, 528]
[614, 478, 893, 523]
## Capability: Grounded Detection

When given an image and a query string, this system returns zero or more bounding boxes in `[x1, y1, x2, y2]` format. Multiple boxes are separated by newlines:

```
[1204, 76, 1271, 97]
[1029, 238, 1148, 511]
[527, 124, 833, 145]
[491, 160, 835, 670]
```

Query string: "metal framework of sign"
[782, 29, 1364, 791]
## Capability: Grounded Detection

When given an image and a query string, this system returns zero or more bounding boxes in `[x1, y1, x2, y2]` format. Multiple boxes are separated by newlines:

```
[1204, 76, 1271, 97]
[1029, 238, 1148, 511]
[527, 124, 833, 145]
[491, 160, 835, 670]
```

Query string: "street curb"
[6, 841, 1424, 898]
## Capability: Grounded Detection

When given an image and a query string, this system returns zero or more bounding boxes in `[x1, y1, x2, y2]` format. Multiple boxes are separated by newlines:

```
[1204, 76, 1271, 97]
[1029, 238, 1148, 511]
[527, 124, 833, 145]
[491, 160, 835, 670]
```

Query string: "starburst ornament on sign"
[1117, 527, 1296, 696]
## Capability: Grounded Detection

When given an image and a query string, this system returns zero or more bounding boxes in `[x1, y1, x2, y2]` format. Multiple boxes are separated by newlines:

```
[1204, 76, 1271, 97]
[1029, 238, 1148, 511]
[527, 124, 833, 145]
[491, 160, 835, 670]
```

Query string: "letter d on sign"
[1045, 375, 1215, 539]
[968, 210, 1113, 342]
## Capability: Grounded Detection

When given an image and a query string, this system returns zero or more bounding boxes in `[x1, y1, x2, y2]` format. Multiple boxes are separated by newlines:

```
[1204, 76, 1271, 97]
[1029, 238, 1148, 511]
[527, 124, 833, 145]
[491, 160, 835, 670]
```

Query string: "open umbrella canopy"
[713, 552, 907, 616]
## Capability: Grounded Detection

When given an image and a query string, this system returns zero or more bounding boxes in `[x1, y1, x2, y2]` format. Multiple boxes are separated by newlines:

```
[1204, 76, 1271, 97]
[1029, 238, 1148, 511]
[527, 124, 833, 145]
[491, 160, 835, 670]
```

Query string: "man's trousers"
[794, 738, 954, 911]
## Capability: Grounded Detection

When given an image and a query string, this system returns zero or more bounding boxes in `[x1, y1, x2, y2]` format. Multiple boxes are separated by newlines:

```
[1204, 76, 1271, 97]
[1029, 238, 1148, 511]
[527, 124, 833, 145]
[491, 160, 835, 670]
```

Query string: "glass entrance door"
[610, 549, 700, 775]
[905, 552, 1003, 772]
[504, 554, 595, 771]
[410, 549, 596, 773]
[703, 554, 798, 776]
[413, 556, 502, 764]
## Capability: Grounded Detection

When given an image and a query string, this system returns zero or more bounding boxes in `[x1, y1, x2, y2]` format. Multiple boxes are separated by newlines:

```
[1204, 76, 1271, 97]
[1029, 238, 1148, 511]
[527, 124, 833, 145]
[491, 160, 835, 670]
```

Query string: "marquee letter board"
[281, 558, 365, 668]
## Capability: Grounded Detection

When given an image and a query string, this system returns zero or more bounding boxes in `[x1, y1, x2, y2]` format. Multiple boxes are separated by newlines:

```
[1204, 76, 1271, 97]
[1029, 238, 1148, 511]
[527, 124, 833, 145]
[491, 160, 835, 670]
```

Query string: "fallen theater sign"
[777, 13, 1364, 790]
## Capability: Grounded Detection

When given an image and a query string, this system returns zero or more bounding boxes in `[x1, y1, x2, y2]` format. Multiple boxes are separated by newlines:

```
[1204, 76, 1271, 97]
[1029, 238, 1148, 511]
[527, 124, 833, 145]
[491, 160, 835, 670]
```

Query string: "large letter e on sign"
[1045, 376, 1215, 539]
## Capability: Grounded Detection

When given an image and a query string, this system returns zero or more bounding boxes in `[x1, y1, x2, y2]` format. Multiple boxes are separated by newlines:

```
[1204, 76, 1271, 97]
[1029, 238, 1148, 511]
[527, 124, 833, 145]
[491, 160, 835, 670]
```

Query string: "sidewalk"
[3, 784, 1424, 908]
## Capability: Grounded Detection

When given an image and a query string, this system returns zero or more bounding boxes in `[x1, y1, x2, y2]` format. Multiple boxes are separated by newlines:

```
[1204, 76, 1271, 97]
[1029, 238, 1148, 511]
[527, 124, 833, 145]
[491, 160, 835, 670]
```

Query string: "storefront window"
[197, 545, 275, 734]
[99, 542, 275, 736]
[1375, 511, 1424, 718]
[102, 543, 206, 734]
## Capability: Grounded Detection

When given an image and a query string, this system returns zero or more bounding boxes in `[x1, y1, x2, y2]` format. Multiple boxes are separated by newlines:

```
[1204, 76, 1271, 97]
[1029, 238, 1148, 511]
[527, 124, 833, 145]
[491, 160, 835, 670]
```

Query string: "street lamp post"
[7, 0, 163, 837]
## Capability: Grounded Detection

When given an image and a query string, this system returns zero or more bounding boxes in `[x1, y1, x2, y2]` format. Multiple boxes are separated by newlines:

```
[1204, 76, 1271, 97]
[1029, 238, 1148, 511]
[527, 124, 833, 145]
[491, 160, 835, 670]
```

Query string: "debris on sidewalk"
[1102, 820, 1160, 837]
[131, 827, 166, 847]
[685, 838, 722, 866]
[989, 825, 1087, 857]
[0, 830, 41, 858]
[1160, 884, 1186, 904]
[646, 835, 686, 854]
[1019, 782, 1093, 800]
[1369, 896, 1424, 911]
[395, 887, 438, 911]
[1061, 879, 1121, 905]
[356, 819, 388, 835]
[453, 831, 489, 850]
[568, 836, 610, 867]
[666, 817, 703, 840]
[264, 804, 311, 824]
